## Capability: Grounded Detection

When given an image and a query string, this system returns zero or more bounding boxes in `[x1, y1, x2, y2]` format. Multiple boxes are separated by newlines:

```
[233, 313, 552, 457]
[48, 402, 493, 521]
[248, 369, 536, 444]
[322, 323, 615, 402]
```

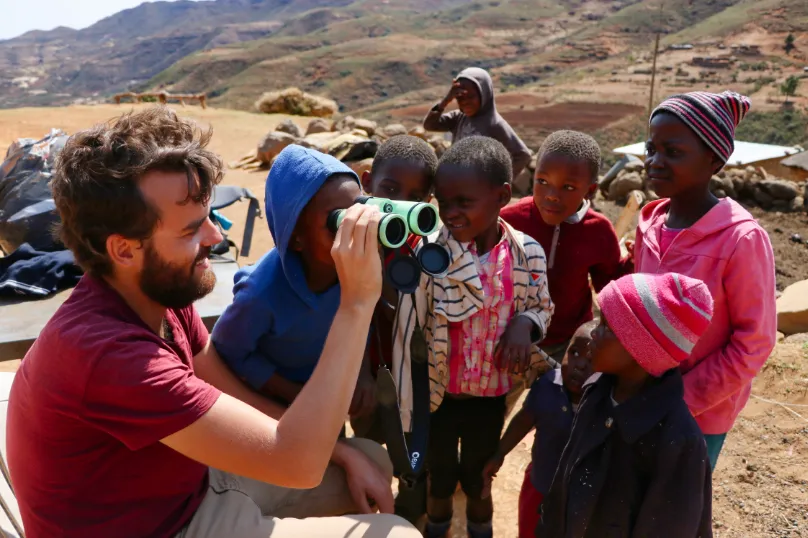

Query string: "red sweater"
[501, 197, 632, 346]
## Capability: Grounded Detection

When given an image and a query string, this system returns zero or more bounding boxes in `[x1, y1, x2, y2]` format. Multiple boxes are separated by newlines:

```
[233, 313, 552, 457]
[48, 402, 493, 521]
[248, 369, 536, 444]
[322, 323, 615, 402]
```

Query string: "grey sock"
[425, 518, 452, 538]
[467, 520, 493, 538]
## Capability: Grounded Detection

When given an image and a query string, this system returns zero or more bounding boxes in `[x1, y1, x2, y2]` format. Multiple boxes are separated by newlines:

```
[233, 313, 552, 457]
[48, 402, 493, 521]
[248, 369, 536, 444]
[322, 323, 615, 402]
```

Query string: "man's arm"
[162, 204, 384, 489]
[195, 338, 387, 496]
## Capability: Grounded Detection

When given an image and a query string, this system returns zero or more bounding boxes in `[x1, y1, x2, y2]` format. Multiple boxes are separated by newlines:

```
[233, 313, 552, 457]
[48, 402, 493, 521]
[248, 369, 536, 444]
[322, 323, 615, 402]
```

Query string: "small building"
[781, 151, 808, 182]
[613, 140, 801, 178]
[691, 56, 732, 69]
[731, 44, 761, 56]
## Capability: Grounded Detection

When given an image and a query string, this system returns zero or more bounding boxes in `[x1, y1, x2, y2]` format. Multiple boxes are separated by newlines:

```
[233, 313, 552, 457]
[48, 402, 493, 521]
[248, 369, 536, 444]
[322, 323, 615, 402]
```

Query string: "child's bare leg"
[467, 496, 494, 522]
[467, 495, 495, 536]
[426, 495, 454, 523]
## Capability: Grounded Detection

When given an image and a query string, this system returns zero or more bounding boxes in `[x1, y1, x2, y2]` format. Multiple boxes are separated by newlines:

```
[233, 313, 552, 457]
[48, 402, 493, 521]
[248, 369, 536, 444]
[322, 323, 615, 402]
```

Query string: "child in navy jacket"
[482, 320, 597, 538]
[211, 145, 374, 412]
[540, 273, 714, 538]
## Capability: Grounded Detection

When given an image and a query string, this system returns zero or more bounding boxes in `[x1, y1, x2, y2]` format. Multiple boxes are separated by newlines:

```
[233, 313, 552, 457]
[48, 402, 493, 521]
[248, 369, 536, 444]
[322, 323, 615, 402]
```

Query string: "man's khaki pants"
[177, 438, 420, 538]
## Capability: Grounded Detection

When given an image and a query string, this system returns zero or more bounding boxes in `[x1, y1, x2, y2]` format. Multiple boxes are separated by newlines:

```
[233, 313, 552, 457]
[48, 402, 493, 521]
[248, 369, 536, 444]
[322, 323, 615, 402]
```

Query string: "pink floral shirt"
[446, 234, 516, 397]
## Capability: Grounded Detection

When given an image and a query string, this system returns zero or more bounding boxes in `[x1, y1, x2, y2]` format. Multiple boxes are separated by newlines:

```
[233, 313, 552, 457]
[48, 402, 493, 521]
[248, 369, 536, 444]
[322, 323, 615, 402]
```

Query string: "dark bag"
[209, 185, 262, 259]
[0, 129, 68, 255]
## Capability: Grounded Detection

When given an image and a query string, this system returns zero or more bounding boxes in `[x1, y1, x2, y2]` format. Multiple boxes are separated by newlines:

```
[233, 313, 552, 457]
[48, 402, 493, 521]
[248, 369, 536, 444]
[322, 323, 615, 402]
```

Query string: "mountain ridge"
[1, 0, 806, 128]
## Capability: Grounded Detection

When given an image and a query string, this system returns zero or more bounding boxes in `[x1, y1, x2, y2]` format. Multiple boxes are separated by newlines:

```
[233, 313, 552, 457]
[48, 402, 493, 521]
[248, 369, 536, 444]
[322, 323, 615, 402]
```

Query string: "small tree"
[781, 76, 800, 103]
[785, 33, 796, 55]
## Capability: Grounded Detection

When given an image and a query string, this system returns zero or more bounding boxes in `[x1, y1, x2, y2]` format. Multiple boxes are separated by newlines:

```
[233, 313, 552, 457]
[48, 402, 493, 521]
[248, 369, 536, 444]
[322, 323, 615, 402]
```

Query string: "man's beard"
[140, 243, 216, 309]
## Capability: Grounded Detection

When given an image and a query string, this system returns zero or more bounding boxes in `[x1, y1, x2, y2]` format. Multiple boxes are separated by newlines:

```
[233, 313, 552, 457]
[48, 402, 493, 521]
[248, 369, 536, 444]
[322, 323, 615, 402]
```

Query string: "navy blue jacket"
[0, 244, 82, 297]
[523, 369, 598, 494]
[539, 369, 712, 538]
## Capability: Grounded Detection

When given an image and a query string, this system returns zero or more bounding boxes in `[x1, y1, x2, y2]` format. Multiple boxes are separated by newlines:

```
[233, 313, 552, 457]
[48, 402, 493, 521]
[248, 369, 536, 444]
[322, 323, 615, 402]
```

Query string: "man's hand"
[496, 316, 535, 375]
[350, 368, 377, 418]
[481, 452, 505, 499]
[333, 204, 383, 309]
[335, 443, 395, 514]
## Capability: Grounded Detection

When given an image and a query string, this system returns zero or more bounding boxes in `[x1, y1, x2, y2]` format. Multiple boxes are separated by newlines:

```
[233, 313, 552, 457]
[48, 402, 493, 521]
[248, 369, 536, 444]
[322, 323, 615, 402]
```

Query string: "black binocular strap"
[209, 186, 261, 259]
[240, 196, 260, 258]
[375, 305, 430, 487]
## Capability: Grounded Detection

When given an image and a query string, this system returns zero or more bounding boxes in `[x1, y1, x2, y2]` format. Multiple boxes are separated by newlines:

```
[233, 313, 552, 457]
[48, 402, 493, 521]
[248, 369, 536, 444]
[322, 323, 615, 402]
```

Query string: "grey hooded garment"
[424, 67, 532, 178]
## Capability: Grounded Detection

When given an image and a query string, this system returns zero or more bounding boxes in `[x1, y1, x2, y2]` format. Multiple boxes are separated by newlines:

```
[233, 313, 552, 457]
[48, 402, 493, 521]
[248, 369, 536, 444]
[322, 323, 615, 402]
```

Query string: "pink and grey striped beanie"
[598, 273, 714, 376]
[651, 90, 751, 163]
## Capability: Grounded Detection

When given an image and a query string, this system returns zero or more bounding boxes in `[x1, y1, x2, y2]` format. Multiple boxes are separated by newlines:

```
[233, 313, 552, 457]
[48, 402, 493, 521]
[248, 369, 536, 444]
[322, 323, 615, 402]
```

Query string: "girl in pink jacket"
[635, 90, 777, 470]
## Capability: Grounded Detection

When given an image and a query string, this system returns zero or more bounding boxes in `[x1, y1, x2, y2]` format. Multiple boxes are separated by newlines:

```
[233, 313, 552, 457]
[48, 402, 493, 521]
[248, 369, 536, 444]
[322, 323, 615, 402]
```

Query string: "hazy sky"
[0, 0, 201, 41]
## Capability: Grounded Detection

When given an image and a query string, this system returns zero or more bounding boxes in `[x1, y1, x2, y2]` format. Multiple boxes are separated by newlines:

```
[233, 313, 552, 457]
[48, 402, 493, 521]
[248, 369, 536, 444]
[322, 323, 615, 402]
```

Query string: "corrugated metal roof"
[782, 151, 808, 172]
[613, 140, 801, 166]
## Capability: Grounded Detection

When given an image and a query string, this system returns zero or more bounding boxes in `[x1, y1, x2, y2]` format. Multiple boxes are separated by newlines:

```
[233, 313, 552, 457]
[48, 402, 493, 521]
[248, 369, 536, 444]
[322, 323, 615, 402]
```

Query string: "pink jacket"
[635, 198, 777, 434]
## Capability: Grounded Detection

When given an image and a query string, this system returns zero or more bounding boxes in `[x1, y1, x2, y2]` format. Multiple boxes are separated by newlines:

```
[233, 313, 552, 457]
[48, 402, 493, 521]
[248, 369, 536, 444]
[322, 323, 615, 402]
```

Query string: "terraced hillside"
[140, 0, 808, 149]
[2, 0, 807, 152]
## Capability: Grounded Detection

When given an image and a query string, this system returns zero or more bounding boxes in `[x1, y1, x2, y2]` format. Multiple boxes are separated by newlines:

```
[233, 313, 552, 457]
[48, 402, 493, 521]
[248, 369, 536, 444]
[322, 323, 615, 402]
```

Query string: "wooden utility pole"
[646, 0, 666, 135]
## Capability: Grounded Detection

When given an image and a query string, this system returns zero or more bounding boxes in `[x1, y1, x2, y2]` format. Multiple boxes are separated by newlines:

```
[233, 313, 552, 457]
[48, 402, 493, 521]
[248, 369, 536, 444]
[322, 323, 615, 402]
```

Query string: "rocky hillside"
[2, 0, 808, 150]
[0, 0, 460, 108]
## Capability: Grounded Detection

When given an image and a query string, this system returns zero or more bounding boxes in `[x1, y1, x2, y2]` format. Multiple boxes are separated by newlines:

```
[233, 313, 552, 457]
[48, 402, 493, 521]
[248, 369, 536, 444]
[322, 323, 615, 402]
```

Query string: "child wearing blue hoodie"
[211, 145, 375, 415]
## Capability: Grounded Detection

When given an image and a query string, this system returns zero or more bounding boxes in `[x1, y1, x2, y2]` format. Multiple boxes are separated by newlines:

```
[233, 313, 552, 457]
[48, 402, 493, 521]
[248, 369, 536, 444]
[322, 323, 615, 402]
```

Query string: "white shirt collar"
[553, 368, 601, 387]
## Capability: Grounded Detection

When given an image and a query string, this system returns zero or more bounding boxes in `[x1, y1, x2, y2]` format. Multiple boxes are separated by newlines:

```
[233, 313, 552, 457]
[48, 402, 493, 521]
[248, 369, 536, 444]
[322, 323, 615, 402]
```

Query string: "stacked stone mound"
[717, 167, 805, 212]
[255, 87, 338, 118]
[234, 115, 456, 173]
[601, 161, 807, 213]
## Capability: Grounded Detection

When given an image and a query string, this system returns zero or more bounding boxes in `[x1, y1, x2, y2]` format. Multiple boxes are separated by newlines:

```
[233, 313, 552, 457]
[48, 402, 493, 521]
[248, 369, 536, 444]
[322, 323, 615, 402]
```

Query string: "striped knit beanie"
[651, 91, 751, 164]
[597, 273, 714, 377]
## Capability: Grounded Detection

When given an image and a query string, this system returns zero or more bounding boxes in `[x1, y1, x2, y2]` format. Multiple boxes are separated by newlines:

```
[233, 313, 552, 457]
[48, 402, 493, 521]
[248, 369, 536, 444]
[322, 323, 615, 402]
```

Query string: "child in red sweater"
[501, 130, 631, 365]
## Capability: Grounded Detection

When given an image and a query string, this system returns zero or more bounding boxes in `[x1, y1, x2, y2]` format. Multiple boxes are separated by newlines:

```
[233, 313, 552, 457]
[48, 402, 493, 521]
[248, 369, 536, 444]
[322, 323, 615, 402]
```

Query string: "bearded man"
[6, 107, 418, 538]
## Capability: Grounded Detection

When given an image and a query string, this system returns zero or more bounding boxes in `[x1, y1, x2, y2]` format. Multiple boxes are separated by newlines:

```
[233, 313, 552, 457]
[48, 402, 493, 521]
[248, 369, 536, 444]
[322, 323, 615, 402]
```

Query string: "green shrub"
[735, 109, 808, 147]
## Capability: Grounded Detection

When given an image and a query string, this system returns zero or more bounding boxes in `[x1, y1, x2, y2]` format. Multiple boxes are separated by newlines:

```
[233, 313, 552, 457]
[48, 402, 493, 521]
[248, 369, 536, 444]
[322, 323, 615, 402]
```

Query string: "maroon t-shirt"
[7, 276, 222, 538]
[501, 197, 633, 346]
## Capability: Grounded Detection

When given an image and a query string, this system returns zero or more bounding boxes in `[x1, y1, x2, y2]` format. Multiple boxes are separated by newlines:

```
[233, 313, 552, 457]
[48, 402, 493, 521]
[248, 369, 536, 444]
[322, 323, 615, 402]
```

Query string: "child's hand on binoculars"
[331, 204, 383, 308]
[495, 317, 535, 375]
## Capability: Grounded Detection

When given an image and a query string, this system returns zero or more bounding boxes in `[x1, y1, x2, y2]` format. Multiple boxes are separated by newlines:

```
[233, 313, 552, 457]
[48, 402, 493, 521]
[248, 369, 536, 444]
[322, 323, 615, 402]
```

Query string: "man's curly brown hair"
[52, 106, 224, 277]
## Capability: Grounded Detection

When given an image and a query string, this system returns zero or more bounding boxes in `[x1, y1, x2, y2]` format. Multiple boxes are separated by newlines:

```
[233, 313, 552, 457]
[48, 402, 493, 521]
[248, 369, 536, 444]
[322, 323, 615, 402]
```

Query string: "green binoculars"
[327, 196, 440, 249]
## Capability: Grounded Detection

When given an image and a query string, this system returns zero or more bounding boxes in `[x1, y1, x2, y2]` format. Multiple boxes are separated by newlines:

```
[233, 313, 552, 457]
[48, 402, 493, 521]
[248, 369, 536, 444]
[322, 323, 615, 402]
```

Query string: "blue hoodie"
[211, 145, 360, 389]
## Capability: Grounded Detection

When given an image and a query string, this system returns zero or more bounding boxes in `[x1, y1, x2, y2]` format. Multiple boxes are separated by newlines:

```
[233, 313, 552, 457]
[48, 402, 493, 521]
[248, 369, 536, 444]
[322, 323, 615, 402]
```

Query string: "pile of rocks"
[718, 167, 805, 212]
[233, 116, 452, 175]
[601, 160, 807, 213]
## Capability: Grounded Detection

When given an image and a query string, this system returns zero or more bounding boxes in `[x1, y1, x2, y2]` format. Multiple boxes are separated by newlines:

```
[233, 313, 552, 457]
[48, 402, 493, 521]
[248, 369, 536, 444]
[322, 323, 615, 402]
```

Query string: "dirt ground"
[594, 197, 808, 292]
[1, 104, 807, 537]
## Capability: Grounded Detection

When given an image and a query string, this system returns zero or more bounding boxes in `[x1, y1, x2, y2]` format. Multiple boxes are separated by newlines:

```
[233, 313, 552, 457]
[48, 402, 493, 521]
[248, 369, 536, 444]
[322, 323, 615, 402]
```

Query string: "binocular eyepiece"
[327, 196, 440, 249]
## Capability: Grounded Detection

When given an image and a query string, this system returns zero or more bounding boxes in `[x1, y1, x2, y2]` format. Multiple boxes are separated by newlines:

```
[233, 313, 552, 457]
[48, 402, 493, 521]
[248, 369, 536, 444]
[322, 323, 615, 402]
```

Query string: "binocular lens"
[327, 209, 407, 249]
[379, 214, 407, 249]
[415, 206, 438, 236]
[385, 255, 421, 295]
[417, 243, 451, 277]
